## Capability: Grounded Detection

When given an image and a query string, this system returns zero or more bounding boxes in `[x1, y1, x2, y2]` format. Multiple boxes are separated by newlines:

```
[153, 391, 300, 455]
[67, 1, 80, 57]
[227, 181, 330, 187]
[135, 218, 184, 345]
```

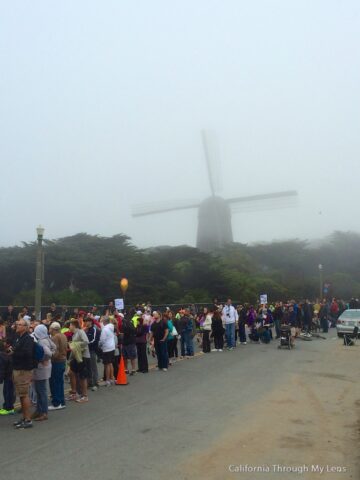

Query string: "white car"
[336, 309, 360, 337]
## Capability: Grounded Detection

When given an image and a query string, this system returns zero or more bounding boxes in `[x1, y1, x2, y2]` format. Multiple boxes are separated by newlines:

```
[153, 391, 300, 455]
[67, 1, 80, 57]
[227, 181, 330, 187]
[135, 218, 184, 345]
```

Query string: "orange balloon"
[120, 278, 128, 292]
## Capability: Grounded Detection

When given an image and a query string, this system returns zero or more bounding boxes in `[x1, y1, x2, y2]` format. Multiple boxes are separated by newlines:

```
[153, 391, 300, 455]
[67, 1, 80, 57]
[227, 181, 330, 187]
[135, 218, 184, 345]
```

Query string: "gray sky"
[1, 1, 359, 248]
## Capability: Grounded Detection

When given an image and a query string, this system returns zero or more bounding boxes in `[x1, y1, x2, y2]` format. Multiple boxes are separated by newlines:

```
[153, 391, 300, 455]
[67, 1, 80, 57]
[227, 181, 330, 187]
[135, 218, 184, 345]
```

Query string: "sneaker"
[16, 419, 33, 429]
[241, 342, 247, 345]
[162, 368, 168, 372]
[48, 404, 66, 411]
[228, 347, 234, 351]
[66, 393, 78, 401]
[218, 349, 223, 352]
[98, 380, 109, 387]
[75, 396, 89, 403]
[0, 409, 15, 415]
[211, 349, 217, 352]
[91, 386, 98, 391]
[13, 418, 25, 427]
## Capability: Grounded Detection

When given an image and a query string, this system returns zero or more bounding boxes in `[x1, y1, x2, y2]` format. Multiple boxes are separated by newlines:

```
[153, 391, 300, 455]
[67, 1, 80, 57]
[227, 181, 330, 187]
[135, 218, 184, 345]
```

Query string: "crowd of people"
[0, 297, 347, 429]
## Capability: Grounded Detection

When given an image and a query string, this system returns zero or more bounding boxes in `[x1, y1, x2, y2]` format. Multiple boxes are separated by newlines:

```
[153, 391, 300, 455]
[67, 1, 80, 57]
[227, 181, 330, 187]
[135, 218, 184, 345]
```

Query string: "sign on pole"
[115, 298, 124, 311]
[260, 294, 268, 305]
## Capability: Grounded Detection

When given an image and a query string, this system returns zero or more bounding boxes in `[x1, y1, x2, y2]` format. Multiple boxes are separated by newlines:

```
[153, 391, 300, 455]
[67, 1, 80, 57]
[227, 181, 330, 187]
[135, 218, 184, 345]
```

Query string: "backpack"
[32, 341, 45, 368]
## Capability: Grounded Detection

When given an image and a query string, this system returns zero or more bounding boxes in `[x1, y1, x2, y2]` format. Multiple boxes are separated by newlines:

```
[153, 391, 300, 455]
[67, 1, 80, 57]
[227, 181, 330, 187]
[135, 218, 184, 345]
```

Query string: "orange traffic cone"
[116, 355, 128, 385]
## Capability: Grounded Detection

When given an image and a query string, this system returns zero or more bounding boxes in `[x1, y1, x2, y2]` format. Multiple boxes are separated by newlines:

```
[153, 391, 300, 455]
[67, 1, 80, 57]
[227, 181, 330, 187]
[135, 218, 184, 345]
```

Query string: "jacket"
[51, 332, 68, 363]
[12, 332, 34, 371]
[32, 336, 56, 381]
[86, 326, 100, 353]
[0, 351, 12, 382]
[202, 314, 212, 331]
[70, 329, 90, 359]
[99, 323, 115, 353]
[135, 324, 148, 344]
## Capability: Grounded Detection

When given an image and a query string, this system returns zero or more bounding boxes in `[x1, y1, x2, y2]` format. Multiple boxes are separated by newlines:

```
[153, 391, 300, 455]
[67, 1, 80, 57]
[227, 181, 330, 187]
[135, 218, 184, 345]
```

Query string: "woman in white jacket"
[202, 309, 213, 353]
[98, 317, 116, 386]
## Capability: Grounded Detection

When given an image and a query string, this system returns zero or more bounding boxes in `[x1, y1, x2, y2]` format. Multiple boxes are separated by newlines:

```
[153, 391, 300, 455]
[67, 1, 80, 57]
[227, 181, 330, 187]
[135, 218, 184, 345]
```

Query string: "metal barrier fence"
[0, 302, 237, 315]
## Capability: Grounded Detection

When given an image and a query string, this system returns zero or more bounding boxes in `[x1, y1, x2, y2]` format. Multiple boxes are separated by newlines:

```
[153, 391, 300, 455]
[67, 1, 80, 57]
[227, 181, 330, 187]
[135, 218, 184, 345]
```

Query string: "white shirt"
[222, 305, 238, 325]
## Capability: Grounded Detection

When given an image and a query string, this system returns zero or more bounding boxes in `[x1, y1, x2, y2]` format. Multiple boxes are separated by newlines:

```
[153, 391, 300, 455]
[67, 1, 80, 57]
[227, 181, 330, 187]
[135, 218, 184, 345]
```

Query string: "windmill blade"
[132, 199, 201, 217]
[201, 130, 222, 196]
[226, 190, 298, 206]
[228, 190, 298, 214]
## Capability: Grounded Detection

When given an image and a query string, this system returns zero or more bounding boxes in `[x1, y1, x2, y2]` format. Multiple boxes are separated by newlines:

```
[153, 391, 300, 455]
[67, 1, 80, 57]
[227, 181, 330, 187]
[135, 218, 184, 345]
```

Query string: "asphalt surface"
[0, 331, 358, 480]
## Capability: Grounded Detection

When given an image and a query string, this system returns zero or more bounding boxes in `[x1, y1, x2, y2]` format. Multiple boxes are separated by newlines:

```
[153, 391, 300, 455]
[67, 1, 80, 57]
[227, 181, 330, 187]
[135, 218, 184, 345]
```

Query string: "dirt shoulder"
[180, 339, 360, 480]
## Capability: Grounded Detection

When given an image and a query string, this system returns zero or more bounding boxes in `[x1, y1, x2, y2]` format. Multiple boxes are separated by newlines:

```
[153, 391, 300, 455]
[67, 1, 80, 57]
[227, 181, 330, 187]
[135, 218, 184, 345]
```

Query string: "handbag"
[171, 325, 178, 337]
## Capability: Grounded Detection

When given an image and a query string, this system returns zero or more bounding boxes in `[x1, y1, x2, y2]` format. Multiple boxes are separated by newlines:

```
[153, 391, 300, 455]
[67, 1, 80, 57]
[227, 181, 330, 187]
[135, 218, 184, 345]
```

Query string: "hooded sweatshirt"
[99, 323, 115, 353]
[32, 324, 57, 381]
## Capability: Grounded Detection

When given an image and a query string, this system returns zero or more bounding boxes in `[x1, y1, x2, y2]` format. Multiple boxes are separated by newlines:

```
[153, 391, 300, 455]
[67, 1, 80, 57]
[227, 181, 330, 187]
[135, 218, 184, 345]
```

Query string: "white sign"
[260, 294, 268, 305]
[115, 298, 124, 310]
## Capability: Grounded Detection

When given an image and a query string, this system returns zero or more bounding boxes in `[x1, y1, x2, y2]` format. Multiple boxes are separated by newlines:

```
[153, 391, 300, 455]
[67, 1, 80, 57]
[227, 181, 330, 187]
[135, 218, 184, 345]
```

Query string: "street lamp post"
[318, 264, 323, 302]
[35, 225, 45, 321]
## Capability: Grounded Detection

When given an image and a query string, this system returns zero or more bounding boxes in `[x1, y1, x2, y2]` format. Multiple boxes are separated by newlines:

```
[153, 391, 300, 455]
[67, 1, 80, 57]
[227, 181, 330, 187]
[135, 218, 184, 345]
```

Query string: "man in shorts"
[12, 317, 35, 429]
[121, 317, 137, 375]
[68, 320, 90, 403]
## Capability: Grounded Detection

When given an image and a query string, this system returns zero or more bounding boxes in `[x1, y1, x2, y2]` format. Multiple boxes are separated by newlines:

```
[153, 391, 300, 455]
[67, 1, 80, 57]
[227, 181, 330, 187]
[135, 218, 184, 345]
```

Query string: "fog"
[1, 1, 359, 248]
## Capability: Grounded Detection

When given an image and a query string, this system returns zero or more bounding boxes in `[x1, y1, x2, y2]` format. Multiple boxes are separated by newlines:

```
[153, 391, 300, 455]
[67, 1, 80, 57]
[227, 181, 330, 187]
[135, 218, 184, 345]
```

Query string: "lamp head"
[36, 225, 45, 238]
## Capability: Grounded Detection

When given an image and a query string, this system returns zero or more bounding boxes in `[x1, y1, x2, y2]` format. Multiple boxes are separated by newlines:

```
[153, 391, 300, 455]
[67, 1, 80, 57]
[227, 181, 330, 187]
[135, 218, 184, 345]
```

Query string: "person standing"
[237, 305, 248, 345]
[84, 317, 100, 390]
[32, 325, 56, 421]
[0, 340, 14, 415]
[273, 302, 284, 339]
[67, 320, 90, 403]
[222, 299, 238, 350]
[2, 305, 17, 325]
[211, 310, 224, 351]
[135, 317, 149, 373]
[120, 316, 137, 376]
[202, 309, 212, 353]
[150, 312, 169, 371]
[179, 309, 194, 358]
[166, 311, 178, 364]
[98, 317, 116, 385]
[48, 322, 67, 410]
[319, 301, 329, 333]
[302, 300, 312, 334]
[12, 318, 35, 429]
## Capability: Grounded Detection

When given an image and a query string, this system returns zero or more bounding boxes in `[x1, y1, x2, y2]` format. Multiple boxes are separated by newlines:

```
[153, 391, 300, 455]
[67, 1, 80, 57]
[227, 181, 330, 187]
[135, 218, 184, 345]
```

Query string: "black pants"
[167, 338, 177, 359]
[213, 332, 224, 350]
[239, 323, 247, 343]
[113, 355, 120, 379]
[202, 331, 211, 352]
[173, 338, 178, 357]
[136, 343, 148, 372]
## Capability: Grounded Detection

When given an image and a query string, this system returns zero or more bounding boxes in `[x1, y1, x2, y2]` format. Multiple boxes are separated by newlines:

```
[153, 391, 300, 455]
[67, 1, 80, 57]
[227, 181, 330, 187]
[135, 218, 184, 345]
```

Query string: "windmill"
[132, 131, 298, 252]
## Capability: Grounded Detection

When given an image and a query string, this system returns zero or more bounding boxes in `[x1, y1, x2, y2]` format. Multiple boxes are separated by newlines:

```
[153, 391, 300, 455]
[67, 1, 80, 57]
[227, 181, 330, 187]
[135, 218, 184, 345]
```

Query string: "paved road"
[0, 331, 359, 480]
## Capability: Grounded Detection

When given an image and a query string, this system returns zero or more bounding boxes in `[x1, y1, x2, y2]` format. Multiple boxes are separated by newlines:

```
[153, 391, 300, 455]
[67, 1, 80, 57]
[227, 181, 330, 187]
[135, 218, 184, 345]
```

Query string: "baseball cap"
[50, 321, 61, 330]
